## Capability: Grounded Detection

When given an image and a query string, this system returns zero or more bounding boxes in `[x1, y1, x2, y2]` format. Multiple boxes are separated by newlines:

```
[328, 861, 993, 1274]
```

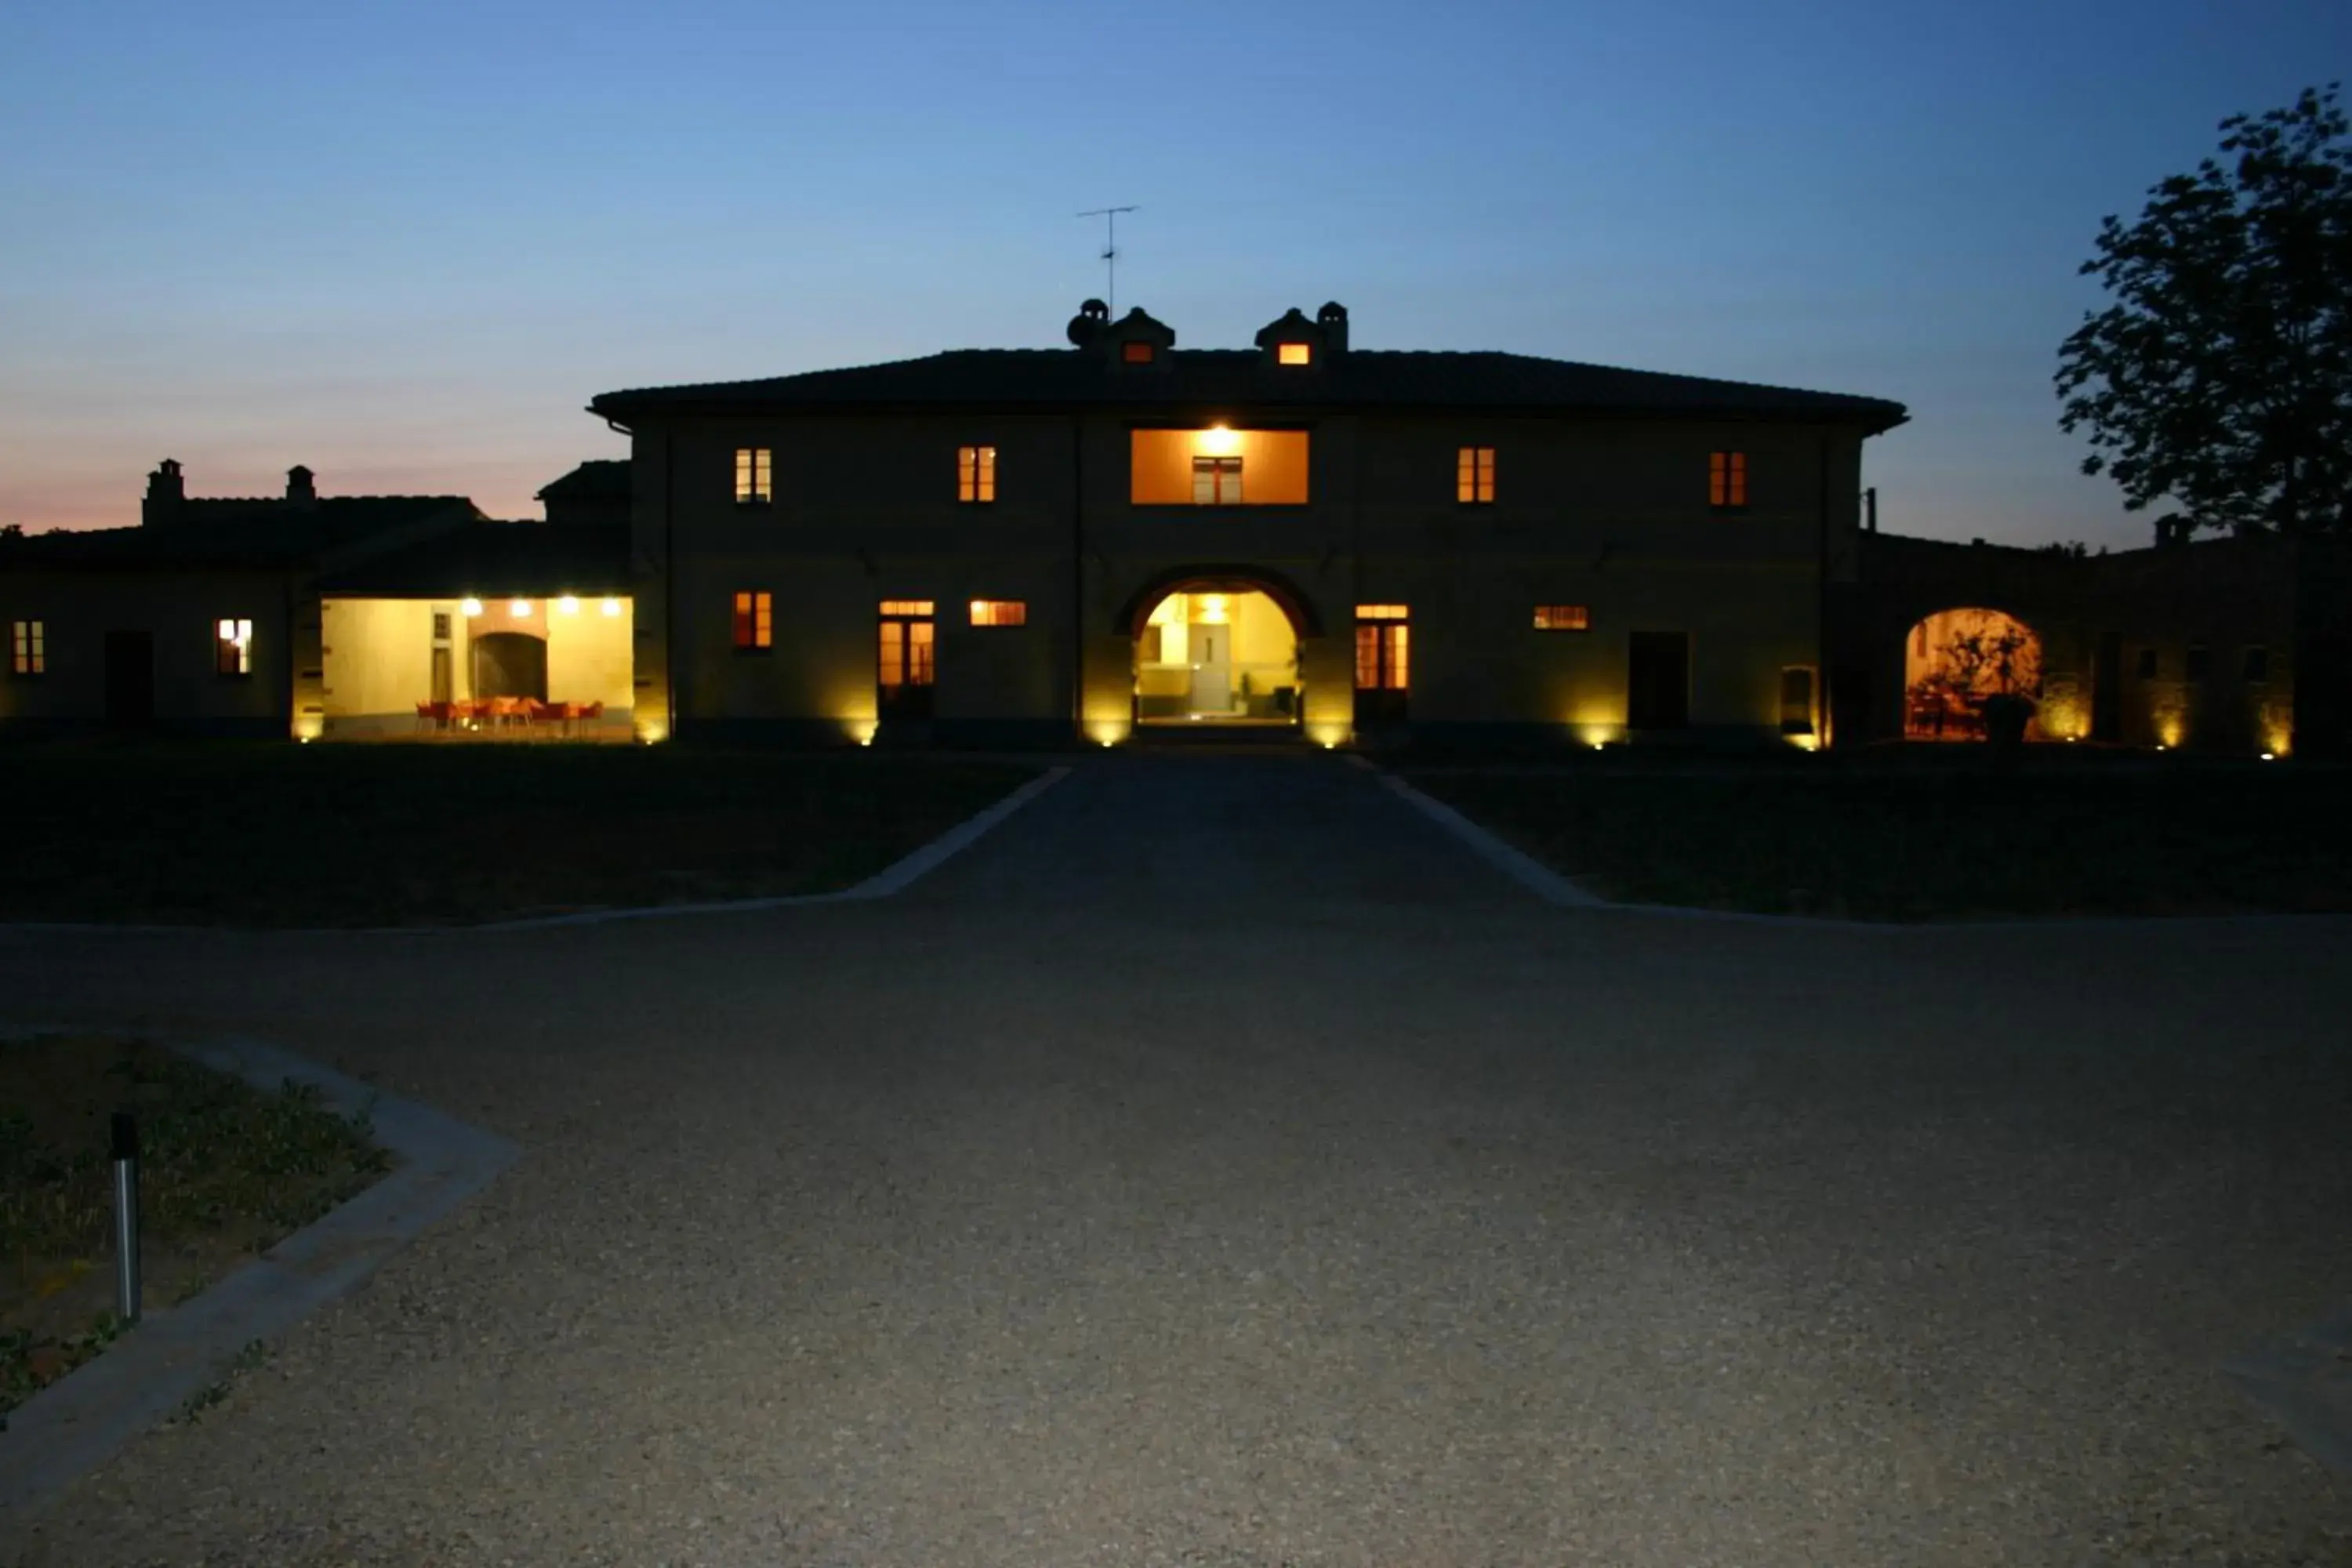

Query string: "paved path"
[5, 753, 2350, 1566]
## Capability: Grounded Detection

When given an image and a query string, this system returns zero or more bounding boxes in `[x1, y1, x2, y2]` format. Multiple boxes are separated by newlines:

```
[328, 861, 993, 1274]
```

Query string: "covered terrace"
[313, 522, 636, 741]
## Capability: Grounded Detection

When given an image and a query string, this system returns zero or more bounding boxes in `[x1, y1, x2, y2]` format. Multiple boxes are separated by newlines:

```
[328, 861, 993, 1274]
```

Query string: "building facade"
[593, 299, 1909, 750]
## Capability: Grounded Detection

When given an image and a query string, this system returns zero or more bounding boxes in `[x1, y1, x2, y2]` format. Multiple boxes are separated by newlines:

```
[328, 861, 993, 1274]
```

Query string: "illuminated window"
[969, 599, 1027, 627]
[2186, 644, 2211, 682]
[734, 447, 772, 505]
[877, 599, 935, 617]
[731, 590, 771, 651]
[1533, 604, 1590, 632]
[1355, 604, 1409, 621]
[1708, 451, 1748, 508]
[1192, 456, 1243, 505]
[9, 619, 43, 676]
[956, 445, 997, 504]
[1457, 446, 1495, 504]
[214, 617, 252, 677]
[1355, 614, 1409, 691]
[1121, 341, 1155, 364]
[1277, 342, 1312, 366]
[2243, 645, 2270, 684]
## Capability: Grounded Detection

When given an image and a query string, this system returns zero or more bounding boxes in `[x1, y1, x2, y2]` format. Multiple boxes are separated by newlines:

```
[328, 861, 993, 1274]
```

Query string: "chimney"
[143, 459, 185, 528]
[286, 464, 317, 510]
[1316, 300, 1349, 356]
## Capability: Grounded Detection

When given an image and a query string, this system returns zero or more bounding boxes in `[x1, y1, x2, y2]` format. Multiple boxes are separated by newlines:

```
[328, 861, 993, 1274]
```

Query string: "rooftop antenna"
[1077, 205, 1138, 316]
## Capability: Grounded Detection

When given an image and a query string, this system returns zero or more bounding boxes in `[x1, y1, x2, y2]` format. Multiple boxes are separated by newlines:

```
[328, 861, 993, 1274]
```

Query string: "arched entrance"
[1903, 606, 2042, 740]
[471, 630, 548, 702]
[1120, 568, 1315, 729]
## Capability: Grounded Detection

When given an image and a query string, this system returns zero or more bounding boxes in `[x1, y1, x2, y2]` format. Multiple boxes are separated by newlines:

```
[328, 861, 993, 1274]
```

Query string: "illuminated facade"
[593, 298, 1910, 750]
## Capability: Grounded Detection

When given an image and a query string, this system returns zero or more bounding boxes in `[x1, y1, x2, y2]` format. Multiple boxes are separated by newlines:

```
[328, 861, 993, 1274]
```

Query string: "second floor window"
[1709, 450, 1748, 508]
[732, 590, 772, 651]
[735, 447, 771, 505]
[216, 618, 252, 677]
[969, 599, 1027, 626]
[9, 619, 43, 675]
[1192, 456, 1243, 505]
[1533, 604, 1589, 631]
[957, 445, 997, 503]
[1457, 446, 1495, 504]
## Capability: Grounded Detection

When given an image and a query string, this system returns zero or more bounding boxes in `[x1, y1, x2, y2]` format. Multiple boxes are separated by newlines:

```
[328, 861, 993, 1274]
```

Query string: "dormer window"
[1277, 342, 1312, 367]
[1122, 341, 1156, 365]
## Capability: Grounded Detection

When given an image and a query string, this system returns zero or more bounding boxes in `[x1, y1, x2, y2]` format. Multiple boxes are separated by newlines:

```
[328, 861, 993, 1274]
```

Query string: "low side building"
[0, 463, 481, 737]
[1831, 528, 2352, 757]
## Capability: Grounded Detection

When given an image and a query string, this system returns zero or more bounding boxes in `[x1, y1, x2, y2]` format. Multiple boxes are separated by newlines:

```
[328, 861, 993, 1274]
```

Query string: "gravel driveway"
[3, 752, 2349, 1566]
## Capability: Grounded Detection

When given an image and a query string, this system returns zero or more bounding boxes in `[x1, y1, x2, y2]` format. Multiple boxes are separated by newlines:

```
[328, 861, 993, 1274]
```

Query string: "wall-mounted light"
[601, 597, 622, 618]
[510, 599, 532, 617]
[1196, 425, 1241, 458]
[461, 597, 484, 617]
[557, 595, 580, 615]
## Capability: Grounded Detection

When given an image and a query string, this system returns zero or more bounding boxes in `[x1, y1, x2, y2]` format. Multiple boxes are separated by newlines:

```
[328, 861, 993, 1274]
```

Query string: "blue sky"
[2, 0, 2346, 544]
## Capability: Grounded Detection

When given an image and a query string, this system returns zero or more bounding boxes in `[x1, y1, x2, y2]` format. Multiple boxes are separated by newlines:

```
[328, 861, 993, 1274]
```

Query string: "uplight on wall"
[557, 595, 580, 615]
[461, 597, 484, 617]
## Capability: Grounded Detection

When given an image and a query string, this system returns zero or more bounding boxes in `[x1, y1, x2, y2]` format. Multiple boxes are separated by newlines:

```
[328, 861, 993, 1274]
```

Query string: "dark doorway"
[2091, 630, 2122, 742]
[2296, 633, 2352, 758]
[1627, 631, 1690, 730]
[471, 631, 547, 701]
[103, 631, 154, 726]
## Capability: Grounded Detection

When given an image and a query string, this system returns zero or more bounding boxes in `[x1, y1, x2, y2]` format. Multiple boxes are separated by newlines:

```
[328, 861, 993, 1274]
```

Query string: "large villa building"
[2, 299, 2342, 755]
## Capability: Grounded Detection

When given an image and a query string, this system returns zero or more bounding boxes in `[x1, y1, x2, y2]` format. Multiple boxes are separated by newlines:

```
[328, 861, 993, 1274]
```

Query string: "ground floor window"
[215, 618, 252, 677]
[9, 619, 42, 675]
[878, 601, 935, 720]
[732, 591, 772, 652]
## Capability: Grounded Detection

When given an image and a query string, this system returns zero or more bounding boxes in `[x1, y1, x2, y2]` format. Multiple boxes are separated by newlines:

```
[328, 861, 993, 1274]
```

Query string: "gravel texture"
[2, 751, 2350, 1566]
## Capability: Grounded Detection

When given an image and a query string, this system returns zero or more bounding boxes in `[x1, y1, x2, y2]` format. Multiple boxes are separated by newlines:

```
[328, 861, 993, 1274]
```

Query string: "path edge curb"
[0, 1030, 521, 1540]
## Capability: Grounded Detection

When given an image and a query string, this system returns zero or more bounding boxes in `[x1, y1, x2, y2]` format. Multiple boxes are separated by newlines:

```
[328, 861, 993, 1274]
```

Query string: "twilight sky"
[2, 0, 2346, 546]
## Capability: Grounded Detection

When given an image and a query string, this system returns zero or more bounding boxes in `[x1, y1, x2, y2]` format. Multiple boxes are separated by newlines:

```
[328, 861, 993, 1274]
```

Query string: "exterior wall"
[631, 405, 1867, 749]
[321, 597, 437, 724]
[546, 598, 635, 712]
[0, 568, 296, 735]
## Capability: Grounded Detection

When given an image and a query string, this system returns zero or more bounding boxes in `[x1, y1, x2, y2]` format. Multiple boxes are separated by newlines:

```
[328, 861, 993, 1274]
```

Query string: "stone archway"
[1902, 606, 2043, 741]
[1117, 566, 1319, 728]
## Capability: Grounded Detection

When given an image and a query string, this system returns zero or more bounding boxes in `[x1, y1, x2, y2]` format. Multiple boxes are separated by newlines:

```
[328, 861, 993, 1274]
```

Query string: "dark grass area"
[1, 1035, 393, 1417]
[1404, 750, 2352, 919]
[0, 741, 1040, 927]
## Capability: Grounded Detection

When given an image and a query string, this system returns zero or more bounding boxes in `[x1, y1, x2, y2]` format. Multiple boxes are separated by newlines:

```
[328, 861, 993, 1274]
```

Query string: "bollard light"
[111, 1110, 141, 1323]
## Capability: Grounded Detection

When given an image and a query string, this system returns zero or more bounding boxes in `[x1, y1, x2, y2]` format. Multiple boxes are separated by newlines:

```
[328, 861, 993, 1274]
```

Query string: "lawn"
[1, 1034, 392, 1419]
[0, 741, 1040, 927]
[1404, 750, 2352, 920]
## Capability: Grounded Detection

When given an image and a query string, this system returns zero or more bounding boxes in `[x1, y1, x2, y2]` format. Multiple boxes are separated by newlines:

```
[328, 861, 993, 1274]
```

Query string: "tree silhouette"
[2056, 84, 2352, 537]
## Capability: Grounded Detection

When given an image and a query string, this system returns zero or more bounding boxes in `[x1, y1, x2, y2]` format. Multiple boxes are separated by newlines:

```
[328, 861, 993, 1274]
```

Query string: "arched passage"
[1116, 566, 1318, 728]
[1903, 606, 2042, 740]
